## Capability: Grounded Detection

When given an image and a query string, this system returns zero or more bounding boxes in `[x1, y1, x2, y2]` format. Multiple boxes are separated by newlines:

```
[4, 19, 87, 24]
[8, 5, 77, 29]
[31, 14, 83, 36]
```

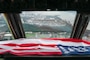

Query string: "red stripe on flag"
[3, 43, 17, 46]
[10, 52, 62, 56]
[13, 47, 41, 50]
[0, 48, 3, 49]
[2, 43, 56, 47]
[42, 38, 90, 44]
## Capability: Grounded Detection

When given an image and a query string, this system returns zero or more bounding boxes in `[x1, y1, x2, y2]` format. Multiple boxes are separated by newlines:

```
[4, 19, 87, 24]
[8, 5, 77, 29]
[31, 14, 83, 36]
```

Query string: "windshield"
[20, 11, 77, 38]
[0, 14, 13, 40]
[82, 18, 90, 41]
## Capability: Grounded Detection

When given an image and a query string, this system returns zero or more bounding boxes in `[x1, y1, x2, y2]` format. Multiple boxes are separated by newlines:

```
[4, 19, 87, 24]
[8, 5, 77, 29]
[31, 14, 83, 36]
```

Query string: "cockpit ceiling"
[0, 0, 90, 13]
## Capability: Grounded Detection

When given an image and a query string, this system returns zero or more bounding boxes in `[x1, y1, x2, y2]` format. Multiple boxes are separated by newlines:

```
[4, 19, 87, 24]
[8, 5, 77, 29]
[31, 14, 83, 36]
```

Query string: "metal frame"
[70, 13, 89, 39]
[4, 13, 25, 39]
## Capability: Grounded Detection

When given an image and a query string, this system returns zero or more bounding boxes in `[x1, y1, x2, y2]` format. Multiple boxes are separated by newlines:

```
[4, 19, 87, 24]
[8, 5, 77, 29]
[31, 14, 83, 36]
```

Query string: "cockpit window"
[20, 11, 77, 38]
[82, 19, 90, 41]
[0, 14, 13, 40]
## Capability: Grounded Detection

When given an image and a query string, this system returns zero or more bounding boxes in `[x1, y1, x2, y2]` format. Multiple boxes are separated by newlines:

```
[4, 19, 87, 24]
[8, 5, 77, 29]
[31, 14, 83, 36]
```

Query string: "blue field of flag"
[57, 45, 90, 55]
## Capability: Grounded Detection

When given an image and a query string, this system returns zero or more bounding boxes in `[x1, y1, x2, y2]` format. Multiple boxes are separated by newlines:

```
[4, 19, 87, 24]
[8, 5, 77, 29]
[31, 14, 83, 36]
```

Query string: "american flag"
[0, 38, 90, 56]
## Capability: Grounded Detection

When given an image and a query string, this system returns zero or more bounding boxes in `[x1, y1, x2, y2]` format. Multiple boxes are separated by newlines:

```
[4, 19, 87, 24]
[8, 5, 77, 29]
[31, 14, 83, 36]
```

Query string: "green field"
[25, 32, 70, 38]
[25, 33, 35, 38]
[0, 58, 3, 60]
